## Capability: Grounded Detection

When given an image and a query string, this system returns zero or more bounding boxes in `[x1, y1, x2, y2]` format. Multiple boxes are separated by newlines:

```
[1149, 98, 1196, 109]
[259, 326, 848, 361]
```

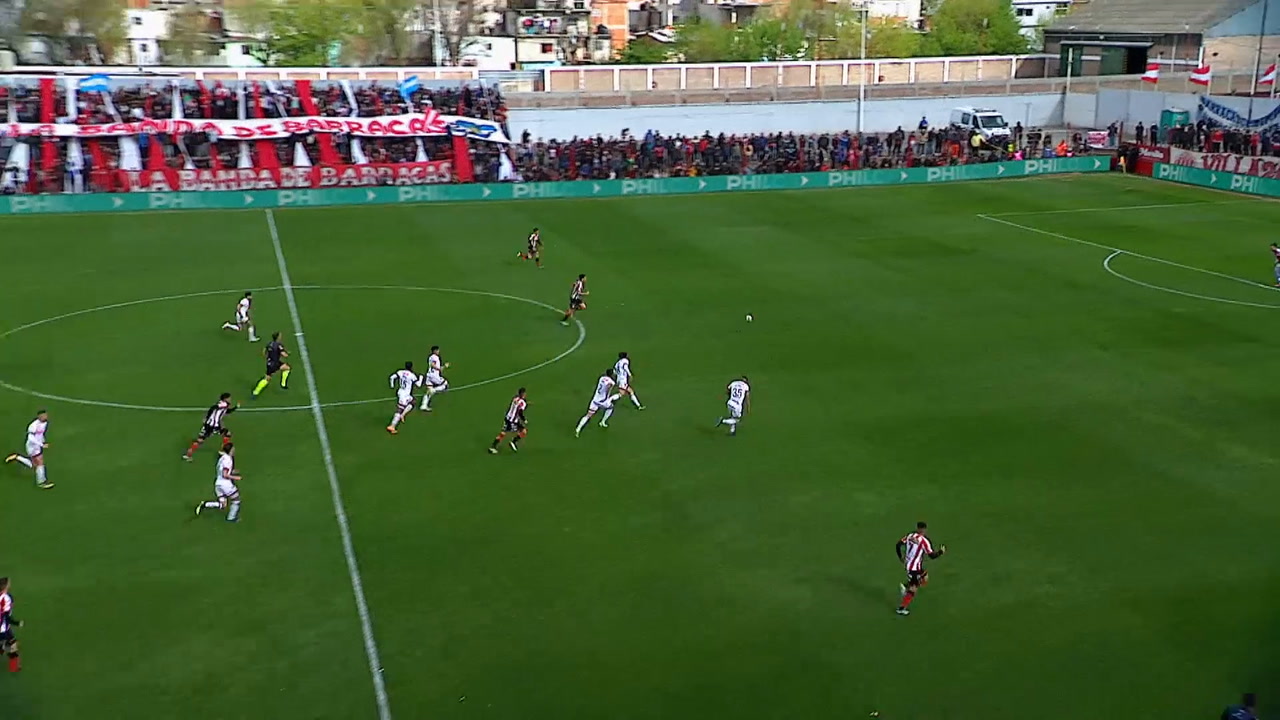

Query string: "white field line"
[0, 285, 585, 413]
[976, 214, 1279, 294]
[265, 210, 393, 720]
[1102, 251, 1280, 309]
[985, 199, 1259, 217]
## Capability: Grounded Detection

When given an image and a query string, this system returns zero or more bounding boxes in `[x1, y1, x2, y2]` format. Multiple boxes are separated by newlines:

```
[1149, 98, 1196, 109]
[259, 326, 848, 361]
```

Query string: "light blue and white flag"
[78, 74, 111, 93]
[399, 75, 421, 103]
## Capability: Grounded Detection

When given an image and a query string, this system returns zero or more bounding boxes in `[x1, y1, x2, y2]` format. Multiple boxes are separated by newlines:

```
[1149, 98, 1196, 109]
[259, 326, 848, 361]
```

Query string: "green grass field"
[1, 173, 1277, 720]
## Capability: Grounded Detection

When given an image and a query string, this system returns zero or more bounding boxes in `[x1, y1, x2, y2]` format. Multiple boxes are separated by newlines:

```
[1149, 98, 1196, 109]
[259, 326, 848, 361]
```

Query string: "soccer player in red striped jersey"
[518, 228, 543, 268]
[489, 388, 528, 454]
[0, 577, 20, 673]
[894, 521, 946, 615]
[561, 274, 588, 326]
[183, 393, 237, 461]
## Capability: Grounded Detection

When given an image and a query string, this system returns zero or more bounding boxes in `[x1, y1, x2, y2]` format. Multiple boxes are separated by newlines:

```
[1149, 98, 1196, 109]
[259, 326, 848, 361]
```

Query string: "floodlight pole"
[1248, 0, 1270, 122]
[857, 2, 868, 134]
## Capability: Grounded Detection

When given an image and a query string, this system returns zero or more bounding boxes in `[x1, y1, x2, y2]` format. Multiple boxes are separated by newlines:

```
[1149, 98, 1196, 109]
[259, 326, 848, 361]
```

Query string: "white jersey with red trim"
[900, 531, 934, 572]
[1271, 246, 1280, 265]
[614, 357, 631, 386]
[236, 296, 251, 323]
[426, 353, 445, 383]
[591, 375, 616, 406]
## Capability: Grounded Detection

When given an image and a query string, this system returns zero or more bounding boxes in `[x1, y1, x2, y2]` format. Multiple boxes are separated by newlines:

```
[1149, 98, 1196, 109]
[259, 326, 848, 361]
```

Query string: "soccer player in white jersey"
[614, 351, 644, 410]
[575, 369, 621, 437]
[419, 345, 451, 411]
[715, 376, 750, 436]
[5, 410, 53, 489]
[195, 443, 242, 522]
[221, 291, 258, 342]
[387, 361, 422, 435]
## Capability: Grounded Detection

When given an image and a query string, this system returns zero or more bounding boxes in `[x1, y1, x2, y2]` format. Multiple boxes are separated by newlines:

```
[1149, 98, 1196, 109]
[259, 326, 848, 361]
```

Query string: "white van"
[950, 107, 1012, 142]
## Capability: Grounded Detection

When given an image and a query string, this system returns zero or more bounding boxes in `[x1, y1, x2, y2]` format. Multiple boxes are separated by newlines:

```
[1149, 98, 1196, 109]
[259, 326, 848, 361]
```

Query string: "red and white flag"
[1259, 63, 1277, 86]
[1189, 65, 1212, 86]
[1142, 63, 1160, 84]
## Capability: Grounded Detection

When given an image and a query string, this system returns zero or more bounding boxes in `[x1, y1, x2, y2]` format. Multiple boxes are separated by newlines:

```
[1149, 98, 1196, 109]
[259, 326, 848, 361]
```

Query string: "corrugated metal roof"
[1047, 0, 1258, 35]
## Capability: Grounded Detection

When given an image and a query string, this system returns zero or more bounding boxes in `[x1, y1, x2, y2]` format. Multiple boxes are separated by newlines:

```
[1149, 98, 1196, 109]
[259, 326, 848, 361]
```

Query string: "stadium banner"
[1169, 147, 1280, 179]
[1152, 162, 1280, 197]
[0, 112, 510, 143]
[1, 157, 1107, 215]
[113, 161, 456, 192]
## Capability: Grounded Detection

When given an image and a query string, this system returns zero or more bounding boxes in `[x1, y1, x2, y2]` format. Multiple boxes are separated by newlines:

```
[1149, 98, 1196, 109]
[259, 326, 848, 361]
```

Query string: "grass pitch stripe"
[265, 209, 393, 720]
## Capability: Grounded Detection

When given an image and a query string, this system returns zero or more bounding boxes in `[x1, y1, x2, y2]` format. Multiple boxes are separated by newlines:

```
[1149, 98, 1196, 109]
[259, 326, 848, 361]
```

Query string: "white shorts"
[589, 399, 613, 413]
[426, 376, 448, 391]
[236, 311, 249, 325]
[215, 478, 238, 499]
[726, 402, 743, 419]
[396, 391, 415, 410]
[25, 440, 43, 458]
[617, 377, 631, 391]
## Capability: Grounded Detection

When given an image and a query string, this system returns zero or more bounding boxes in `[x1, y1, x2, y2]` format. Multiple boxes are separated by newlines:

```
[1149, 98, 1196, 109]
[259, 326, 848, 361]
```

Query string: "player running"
[183, 392, 237, 461]
[560, 274, 588, 326]
[5, 410, 53, 489]
[1, 577, 21, 673]
[614, 351, 645, 411]
[1270, 243, 1280, 286]
[895, 521, 946, 616]
[518, 228, 543, 268]
[387, 362, 422, 435]
[715, 376, 750, 436]
[419, 345, 451, 412]
[221, 291, 258, 342]
[195, 443, 242, 522]
[489, 388, 528, 454]
[575, 369, 621, 436]
[251, 332, 291, 397]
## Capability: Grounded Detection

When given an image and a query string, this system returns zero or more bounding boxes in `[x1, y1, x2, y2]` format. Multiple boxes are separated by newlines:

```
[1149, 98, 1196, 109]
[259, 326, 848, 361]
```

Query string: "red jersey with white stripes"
[506, 396, 527, 423]
[571, 279, 585, 300]
[899, 531, 934, 572]
[0, 591, 13, 633]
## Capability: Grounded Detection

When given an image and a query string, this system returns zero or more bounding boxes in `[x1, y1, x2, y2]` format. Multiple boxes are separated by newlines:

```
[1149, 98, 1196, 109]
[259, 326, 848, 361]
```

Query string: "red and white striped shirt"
[0, 591, 12, 633]
[571, 279, 585, 300]
[899, 531, 934, 572]
[506, 396, 527, 422]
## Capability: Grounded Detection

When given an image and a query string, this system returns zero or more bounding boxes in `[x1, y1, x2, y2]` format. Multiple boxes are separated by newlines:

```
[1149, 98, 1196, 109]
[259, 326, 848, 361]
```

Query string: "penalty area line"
[265, 209, 393, 720]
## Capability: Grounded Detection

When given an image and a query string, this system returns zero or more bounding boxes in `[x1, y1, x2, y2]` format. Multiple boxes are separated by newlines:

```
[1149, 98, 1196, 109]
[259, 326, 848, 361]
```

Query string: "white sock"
[601, 407, 614, 424]
[14, 456, 32, 468]
[723, 418, 738, 426]
[423, 392, 433, 410]
[227, 500, 241, 521]
[575, 415, 590, 432]
[247, 325, 257, 340]
[203, 500, 222, 509]
[390, 412, 403, 428]
[630, 393, 643, 407]
[35, 465, 47, 483]
[222, 322, 239, 330]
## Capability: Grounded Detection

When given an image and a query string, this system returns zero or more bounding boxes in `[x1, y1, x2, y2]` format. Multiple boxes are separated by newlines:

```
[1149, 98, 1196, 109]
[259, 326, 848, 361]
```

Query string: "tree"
[738, 13, 806, 61]
[866, 19, 921, 59]
[351, 0, 416, 65]
[919, 0, 1027, 56]
[675, 18, 742, 63]
[163, 2, 218, 64]
[232, 0, 364, 66]
[20, 0, 126, 64]
[617, 38, 671, 64]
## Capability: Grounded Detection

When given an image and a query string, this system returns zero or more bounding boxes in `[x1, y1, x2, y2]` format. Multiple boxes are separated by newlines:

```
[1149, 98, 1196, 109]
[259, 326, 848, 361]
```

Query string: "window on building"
[139, 43, 149, 53]
[1016, 8, 1033, 17]
[541, 42, 554, 54]
[132, 16, 143, 25]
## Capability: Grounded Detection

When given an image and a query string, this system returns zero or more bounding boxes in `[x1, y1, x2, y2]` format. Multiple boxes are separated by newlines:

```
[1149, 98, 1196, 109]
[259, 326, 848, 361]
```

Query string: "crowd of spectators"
[1149, 120, 1280, 156]
[491, 125, 1080, 182]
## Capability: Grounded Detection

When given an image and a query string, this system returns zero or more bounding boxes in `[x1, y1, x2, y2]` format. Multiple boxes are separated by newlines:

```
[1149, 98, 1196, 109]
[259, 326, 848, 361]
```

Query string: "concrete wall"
[1094, 87, 1280, 127]
[508, 93, 1065, 138]
[1206, 0, 1280, 37]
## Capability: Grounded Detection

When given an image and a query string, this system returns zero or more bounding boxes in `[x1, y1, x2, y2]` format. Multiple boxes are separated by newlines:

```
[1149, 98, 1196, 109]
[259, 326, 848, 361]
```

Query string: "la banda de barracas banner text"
[118, 162, 454, 192]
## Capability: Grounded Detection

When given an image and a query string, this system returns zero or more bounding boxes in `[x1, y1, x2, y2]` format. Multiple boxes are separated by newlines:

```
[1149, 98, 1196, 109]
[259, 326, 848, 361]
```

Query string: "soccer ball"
[745, 314, 753, 323]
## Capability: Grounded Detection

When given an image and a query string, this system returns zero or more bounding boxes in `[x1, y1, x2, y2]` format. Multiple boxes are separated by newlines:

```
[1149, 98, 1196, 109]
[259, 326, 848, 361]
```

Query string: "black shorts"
[503, 419, 525, 433]
[569, 297, 585, 310]
[906, 570, 928, 588]
[197, 423, 230, 442]
[266, 360, 283, 376]
[0, 628, 14, 649]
